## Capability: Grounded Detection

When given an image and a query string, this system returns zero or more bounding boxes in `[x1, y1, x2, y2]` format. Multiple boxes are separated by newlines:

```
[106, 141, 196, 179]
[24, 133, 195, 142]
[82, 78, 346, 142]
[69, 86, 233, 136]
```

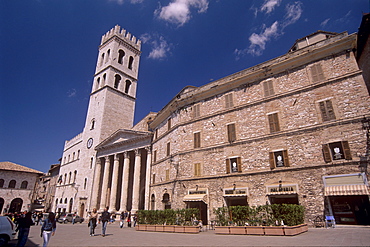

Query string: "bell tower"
[84, 25, 142, 143]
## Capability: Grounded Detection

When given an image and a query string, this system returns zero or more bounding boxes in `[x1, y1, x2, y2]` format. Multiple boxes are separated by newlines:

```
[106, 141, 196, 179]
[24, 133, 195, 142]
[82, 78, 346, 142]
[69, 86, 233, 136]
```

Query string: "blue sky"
[1, 0, 369, 173]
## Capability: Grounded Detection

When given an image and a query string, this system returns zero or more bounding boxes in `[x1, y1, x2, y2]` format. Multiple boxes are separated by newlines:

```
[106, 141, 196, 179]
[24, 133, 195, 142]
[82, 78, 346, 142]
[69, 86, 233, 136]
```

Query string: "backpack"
[44, 219, 53, 231]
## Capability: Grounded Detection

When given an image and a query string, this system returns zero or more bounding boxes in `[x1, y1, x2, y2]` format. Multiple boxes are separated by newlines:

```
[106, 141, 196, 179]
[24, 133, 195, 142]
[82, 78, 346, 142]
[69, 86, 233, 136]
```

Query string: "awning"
[183, 194, 206, 203]
[325, 184, 370, 196]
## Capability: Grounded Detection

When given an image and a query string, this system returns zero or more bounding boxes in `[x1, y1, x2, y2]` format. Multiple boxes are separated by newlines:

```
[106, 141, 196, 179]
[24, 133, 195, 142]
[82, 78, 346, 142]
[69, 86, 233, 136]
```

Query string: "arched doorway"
[162, 193, 171, 209]
[9, 198, 23, 213]
[79, 203, 85, 218]
[69, 198, 73, 213]
[0, 198, 4, 214]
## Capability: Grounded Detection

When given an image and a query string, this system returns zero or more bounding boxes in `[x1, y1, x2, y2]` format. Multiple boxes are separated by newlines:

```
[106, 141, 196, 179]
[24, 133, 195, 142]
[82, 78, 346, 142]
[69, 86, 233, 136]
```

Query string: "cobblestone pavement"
[7, 222, 370, 246]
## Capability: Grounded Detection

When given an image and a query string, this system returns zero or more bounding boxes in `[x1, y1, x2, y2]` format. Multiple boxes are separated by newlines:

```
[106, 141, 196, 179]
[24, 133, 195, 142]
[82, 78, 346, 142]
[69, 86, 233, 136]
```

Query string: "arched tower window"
[102, 74, 106, 86]
[106, 49, 110, 63]
[100, 53, 105, 66]
[64, 198, 67, 204]
[69, 198, 73, 213]
[128, 56, 134, 69]
[125, 80, 131, 94]
[114, 74, 121, 89]
[90, 119, 95, 130]
[96, 77, 100, 90]
[20, 181, 28, 189]
[60, 198, 63, 204]
[73, 170, 77, 183]
[84, 178, 87, 189]
[69, 172, 72, 184]
[0, 179, 4, 188]
[118, 50, 125, 64]
[77, 150, 80, 159]
[73, 152, 75, 160]
[8, 180, 16, 188]
[151, 194, 155, 210]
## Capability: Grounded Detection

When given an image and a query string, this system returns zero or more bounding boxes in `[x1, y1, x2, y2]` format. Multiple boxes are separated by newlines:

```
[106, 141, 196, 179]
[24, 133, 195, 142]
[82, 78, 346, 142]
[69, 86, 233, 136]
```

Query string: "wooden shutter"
[282, 150, 290, 167]
[167, 142, 170, 156]
[325, 100, 336, 120]
[194, 132, 200, 148]
[227, 124, 236, 142]
[226, 159, 231, 174]
[269, 152, 275, 169]
[225, 94, 233, 108]
[322, 144, 332, 163]
[263, 80, 274, 97]
[268, 113, 280, 133]
[342, 141, 352, 160]
[237, 157, 242, 172]
[153, 150, 157, 162]
[311, 64, 325, 82]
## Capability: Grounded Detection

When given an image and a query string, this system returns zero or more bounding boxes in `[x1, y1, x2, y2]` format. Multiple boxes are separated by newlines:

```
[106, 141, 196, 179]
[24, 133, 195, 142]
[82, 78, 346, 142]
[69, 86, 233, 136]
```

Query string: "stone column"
[119, 152, 130, 212]
[99, 156, 111, 210]
[90, 158, 102, 210]
[131, 149, 141, 213]
[144, 147, 152, 210]
[109, 154, 120, 212]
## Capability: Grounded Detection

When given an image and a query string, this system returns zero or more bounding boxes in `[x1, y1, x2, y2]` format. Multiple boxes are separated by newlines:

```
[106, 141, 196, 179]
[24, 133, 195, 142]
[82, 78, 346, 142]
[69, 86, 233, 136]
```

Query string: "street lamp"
[360, 117, 370, 175]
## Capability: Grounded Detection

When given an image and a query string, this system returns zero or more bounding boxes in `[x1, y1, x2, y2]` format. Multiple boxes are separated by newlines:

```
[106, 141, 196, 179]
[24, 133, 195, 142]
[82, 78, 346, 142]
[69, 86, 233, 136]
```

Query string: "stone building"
[0, 162, 44, 214]
[53, 15, 370, 226]
[149, 28, 370, 226]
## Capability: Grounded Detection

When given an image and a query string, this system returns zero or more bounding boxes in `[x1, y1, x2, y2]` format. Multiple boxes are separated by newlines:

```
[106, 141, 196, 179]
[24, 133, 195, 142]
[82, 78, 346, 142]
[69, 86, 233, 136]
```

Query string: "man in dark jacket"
[100, 207, 111, 237]
[16, 212, 34, 246]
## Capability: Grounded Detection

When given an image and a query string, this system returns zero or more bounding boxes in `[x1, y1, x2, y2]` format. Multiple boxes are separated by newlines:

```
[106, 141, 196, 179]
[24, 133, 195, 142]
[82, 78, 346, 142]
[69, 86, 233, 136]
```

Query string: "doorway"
[186, 201, 208, 225]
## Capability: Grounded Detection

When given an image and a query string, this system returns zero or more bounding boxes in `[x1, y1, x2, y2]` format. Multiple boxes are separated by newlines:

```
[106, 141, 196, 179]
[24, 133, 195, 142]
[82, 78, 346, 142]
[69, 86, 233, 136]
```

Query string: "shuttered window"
[311, 64, 325, 82]
[153, 150, 157, 162]
[225, 94, 234, 108]
[263, 80, 274, 97]
[166, 142, 171, 156]
[193, 104, 200, 118]
[319, 100, 336, 122]
[167, 118, 171, 131]
[322, 141, 352, 163]
[269, 150, 289, 169]
[227, 123, 236, 142]
[194, 132, 201, 148]
[226, 157, 242, 173]
[268, 113, 280, 133]
[194, 163, 201, 177]
[165, 169, 170, 181]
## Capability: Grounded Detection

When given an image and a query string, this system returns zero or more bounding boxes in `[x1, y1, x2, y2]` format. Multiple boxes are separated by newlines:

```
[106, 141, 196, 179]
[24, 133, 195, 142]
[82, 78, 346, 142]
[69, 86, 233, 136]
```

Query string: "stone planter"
[229, 226, 247, 235]
[284, 224, 308, 236]
[174, 226, 185, 233]
[264, 226, 285, 236]
[146, 225, 156, 232]
[136, 224, 147, 231]
[245, 226, 265, 235]
[135, 225, 200, 234]
[215, 226, 230, 234]
[156, 225, 165, 232]
[184, 226, 200, 233]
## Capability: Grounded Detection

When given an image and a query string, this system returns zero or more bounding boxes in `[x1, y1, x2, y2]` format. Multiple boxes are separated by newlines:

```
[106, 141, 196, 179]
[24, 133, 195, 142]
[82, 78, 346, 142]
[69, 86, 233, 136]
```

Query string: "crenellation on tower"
[101, 25, 141, 49]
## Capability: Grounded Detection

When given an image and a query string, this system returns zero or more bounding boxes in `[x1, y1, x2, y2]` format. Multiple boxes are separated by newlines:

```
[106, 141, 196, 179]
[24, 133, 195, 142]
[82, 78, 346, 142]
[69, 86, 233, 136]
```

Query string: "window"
[268, 113, 280, 133]
[167, 118, 171, 131]
[77, 150, 80, 159]
[263, 80, 274, 97]
[319, 99, 336, 122]
[152, 174, 156, 184]
[226, 157, 242, 173]
[84, 178, 87, 189]
[102, 73, 106, 85]
[96, 77, 100, 90]
[193, 104, 200, 118]
[227, 123, 236, 142]
[106, 49, 110, 63]
[8, 180, 16, 188]
[64, 174, 67, 184]
[155, 129, 158, 139]
[166, 142, 171, 156]
[269, 150, 289, 169]
[128, 56, 134, 69]
[310, 64, 325, 82]
[165, 169, 170, 181]
[153, 150, 157, 163]
[90, 157, 93, 169]
[118, 50, 125, 64]
[225, 94, 233, 108]
[194, 163, 201, 177]
[194, 132, 201, 148]
[124, 80, 131, 94]
[114, 74, 121, 89]
[58, 175, 63, 184]
[100, 53, 105, 66]
[69, 172, 72, 184]
[20, 181, 28, 189]
[73, 152, 75, 160]
[73, 170, 77, 183]
[90, 119, 95, 130]
[322, 141, 352, 163]
[0, 179, 3, 188]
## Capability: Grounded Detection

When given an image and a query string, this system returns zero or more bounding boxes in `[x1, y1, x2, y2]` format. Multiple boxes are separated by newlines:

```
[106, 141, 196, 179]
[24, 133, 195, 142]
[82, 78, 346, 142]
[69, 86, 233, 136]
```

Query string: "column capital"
[145, 146, 152, 154]
[123, 151, 129, 159]
[135, 149, 141, 156]
[114, 153, 120, 161]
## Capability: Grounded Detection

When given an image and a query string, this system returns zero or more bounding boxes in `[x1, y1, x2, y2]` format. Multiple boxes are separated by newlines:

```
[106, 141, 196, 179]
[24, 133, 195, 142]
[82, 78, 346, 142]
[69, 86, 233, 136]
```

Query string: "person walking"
[88, 208, 98, 236]
[40, 212, 56, 247]
[100, 207, 110, 237]
[119, 211, 125, 228]
[16, 211, 34, 247]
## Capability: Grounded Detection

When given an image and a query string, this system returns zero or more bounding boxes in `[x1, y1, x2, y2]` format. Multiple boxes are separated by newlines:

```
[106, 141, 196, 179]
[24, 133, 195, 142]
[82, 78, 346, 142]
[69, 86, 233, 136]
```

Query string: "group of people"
[87, 207, 137, 237]
[5, 210, 57, 247]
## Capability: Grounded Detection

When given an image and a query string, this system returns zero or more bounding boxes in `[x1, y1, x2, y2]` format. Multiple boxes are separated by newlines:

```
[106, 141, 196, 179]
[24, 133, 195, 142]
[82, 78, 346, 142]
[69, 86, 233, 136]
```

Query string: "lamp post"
[360, 117, 370, 175]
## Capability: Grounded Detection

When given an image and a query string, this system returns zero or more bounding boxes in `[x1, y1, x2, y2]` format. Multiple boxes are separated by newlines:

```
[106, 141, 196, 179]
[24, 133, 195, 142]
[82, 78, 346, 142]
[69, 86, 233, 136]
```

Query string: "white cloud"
[282, 1, 303, 28]
[260, 0, 281, 14]
[140, 33, 171, 60]
[320, 18, 330, 28]
[247, 21, 279, 56]
[155, 0, 209, 26]
[67, 88, 77, 98]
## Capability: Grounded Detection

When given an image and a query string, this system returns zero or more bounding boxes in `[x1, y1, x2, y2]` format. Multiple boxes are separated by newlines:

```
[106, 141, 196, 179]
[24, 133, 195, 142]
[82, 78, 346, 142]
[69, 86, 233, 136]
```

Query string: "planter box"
[284, 224, 308, 236]
[163, 225, 175, 233]
[215, 226, 230, 234]
[174, 226, 185, 233]
[156, 225, 165, 232]
[229, 226, 247, 235]
[136, 224, 147, 231]
[146, 225, 156, 232]
[264, 226, 285, 236]
[184, 226, 200, 233]
[245, 226, 265, 235]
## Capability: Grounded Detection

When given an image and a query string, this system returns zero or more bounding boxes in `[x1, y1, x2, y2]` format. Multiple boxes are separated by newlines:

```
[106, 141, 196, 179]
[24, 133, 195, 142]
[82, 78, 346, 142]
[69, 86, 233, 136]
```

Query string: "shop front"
[266, 182, 299, 205]
[223, 186, 249, 207]
[183, 188, 208, 225]
[323, 173, 370, 225]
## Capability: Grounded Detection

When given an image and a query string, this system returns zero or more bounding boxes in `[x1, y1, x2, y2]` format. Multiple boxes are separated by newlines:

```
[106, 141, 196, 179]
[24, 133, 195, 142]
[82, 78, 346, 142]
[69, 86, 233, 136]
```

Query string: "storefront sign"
[267, 184, 298, 194]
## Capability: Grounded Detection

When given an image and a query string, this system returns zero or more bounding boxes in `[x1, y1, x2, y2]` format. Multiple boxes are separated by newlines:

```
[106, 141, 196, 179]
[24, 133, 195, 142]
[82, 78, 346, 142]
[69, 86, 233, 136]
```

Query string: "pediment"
[96, 129, 152, 149]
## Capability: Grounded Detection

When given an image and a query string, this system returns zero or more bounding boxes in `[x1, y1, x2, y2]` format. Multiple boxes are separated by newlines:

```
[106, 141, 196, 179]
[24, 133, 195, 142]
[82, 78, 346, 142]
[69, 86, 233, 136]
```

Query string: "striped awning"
[324, 185, 370, 196]
[183, 194, 207, 203]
